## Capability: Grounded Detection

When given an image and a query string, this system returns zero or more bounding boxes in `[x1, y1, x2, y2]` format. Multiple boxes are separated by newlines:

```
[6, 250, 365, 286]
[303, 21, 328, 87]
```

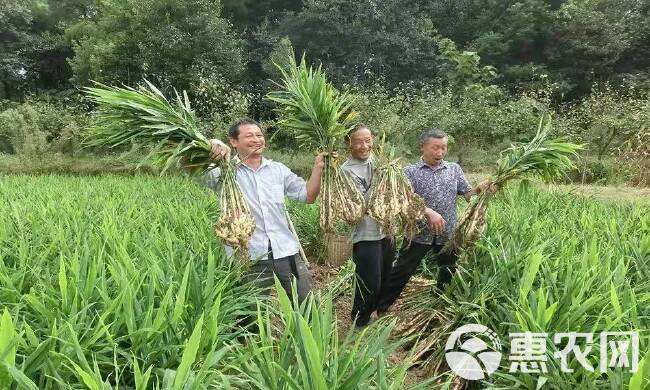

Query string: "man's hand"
[424, 207, 446, 236]
[313, 152, 326, 171]
[209, 139, 231, 162]
[474, 180, 500, 196]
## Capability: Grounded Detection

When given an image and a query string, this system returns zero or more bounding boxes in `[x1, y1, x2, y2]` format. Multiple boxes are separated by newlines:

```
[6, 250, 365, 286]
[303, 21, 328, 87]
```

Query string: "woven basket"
[325, 233, 352, 266]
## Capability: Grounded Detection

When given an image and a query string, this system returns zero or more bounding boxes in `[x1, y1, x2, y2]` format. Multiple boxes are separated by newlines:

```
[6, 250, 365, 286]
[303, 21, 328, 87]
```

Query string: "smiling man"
[201, 117, 325, 302]
[341, 124, 395, 327]
[377, 129, 474, 312]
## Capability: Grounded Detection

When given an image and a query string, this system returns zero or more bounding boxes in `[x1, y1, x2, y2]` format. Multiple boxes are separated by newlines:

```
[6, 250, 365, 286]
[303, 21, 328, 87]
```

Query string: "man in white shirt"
[201, 118, 325, 302]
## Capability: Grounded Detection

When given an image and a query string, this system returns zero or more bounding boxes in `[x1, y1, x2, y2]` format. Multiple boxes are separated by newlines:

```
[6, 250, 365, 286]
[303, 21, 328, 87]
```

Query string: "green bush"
[351, 84, 547, 162]
[286, 199, 325, 260]
[564, 157, 616, 185]
[559, 85, 650, 160]
[617, 126, 650, 186]
[0, 100, 88, 156]
[189, 67, 252, 138]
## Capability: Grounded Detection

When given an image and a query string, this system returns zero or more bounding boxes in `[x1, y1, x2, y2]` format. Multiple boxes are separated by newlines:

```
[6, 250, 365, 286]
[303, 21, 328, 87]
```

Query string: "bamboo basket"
[325, 233, 352, 266]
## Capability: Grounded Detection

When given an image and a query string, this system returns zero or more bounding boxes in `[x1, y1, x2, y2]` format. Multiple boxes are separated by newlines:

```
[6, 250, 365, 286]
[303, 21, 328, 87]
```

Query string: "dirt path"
[309, 261, 432, 386]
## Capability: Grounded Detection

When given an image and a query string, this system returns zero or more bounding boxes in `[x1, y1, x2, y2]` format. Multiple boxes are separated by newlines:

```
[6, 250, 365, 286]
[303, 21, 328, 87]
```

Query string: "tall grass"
[0, 175, 425, 388]
[286, 200, 326, 260]
[402, 183, 650, 388]
[0, 175, 258, 387]
[1, 174, 647, 388]
[231, 280, 428, 389]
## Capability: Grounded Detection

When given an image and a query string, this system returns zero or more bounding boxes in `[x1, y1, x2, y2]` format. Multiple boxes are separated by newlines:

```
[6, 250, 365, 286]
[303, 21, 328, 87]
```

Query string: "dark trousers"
[351, 237, 396, 326]
[243, 253, 312, 303]
[237, 250, 312, 333]
[377, 240, 457, 312]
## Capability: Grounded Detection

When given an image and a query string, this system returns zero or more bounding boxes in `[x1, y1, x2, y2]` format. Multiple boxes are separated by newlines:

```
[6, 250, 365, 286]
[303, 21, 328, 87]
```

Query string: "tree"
[608, 0, 650, 88]
[222, 0, 301, 30]
[422, 0, 648, 99]
[436, 38, 498, 93]
[545, 1, 629, 98]
[0, 0, 99, 99]
[565, 85, 647, 160]
[69, 0, 246, 98]
[422, 0, 554, 93]
[0, 0, 33, 99]
[253, 0, 439, 87]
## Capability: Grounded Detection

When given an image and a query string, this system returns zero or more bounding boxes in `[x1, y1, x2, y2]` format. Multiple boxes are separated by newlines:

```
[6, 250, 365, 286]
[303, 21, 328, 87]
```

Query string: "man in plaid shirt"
[378, 129, 479, 313]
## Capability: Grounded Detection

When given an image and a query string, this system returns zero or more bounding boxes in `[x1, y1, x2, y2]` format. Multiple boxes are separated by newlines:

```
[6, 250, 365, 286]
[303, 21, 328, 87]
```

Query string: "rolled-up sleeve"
[282, 165, 307, 202]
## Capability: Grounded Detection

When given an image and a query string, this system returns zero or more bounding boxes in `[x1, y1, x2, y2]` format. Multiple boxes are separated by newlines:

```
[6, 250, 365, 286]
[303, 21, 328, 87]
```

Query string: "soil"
[308, 260, 433, 387]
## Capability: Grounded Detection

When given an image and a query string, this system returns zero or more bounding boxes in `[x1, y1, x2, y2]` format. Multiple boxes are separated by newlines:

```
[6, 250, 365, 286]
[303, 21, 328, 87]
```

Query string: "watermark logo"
[446, 325, 640, 380]
[445, 324, 503, 380]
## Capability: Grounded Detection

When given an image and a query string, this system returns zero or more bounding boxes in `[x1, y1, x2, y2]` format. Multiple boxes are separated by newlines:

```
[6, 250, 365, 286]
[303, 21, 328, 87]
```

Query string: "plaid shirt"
[405, 160, 471, 245]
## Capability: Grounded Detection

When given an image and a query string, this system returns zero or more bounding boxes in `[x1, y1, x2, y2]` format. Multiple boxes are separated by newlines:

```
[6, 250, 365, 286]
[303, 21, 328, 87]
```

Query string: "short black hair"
[420, 129, 448, 145]
[345, 123, 373, 143]
[228, 117, 261, 139]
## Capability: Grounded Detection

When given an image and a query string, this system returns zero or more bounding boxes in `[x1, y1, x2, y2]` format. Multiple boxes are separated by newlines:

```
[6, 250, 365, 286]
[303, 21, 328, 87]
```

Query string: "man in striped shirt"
[199, 118, 325, 302]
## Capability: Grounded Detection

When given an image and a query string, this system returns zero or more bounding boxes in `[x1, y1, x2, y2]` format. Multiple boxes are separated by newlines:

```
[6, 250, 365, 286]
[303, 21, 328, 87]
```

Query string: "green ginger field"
[0, 175, 649, 389]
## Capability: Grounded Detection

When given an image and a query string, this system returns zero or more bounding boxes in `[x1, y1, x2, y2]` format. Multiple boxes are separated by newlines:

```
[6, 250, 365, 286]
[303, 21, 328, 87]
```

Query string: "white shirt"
[205, 157, 307, 260]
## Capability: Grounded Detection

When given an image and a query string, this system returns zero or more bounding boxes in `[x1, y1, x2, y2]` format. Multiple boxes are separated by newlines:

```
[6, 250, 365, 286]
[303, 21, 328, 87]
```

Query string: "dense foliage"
[1, 175, 647, 388]
[3, 0, 648, 99]
[0, 175, 422, 388]
[402, 184, 650, 388]
[1, 0, 649, 184]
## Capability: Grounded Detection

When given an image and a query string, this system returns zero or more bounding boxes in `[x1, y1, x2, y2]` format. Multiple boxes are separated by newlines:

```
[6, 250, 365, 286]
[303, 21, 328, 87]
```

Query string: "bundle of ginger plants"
[85, 80, 255, 260]
[366, 137, 426, 238]
[267, 55, 364, 232]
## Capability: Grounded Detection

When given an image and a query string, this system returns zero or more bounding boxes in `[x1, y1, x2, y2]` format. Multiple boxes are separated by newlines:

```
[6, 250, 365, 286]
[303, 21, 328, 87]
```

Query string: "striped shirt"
[205, 157, 307, 260]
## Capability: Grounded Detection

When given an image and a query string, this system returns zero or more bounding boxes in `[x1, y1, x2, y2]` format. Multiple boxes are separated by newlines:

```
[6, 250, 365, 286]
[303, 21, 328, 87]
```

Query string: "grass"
[0, 150, 318, 178]
[0, 174, 421, 389]
[1, 173, 648, 388]
[547, 183, 650, 204]
[0, 153, 157, 176]
[232, 279, 427, 390]
[0, 175, 255, 387]
[401, 183, 650, 388]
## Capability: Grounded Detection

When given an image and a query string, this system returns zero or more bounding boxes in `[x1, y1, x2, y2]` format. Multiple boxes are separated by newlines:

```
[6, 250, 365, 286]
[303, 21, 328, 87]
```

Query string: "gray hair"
[420, 129, 448, 145]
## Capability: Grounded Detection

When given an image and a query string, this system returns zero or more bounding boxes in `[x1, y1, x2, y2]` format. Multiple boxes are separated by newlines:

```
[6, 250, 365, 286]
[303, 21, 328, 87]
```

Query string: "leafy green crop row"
[404, 183, 650, 388]
[0, 175, 420, 389]
[1, 175, 648, 388]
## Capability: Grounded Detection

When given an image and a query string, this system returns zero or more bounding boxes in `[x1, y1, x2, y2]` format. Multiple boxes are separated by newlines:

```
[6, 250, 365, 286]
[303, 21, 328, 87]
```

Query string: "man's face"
[421, 136, 448, 165]
[229, 123, 265, 158]
[348, 128, 373, 160]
